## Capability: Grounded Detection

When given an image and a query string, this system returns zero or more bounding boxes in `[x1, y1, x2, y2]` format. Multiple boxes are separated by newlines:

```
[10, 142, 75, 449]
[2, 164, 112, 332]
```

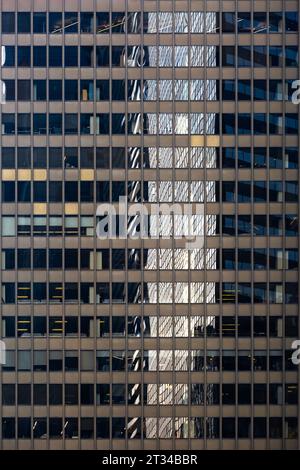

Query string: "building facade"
[0, 0, 299, 450]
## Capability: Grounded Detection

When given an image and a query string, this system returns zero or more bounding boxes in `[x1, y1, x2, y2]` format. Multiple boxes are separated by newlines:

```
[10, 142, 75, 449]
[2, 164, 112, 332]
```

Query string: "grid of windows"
[0, 0, 299, 451]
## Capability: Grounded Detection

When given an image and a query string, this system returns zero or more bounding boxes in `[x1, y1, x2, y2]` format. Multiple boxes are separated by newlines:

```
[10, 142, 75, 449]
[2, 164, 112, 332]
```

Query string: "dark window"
[33, 46, 46, 66]
[2, 317, 15, 337]
[2, 12, 15, 33]
[64, 114, 78, 135]
[18, 384, 31, 405]
[49, 418, 62, 439]
[18, 12, 31, 33]
[33, 384, 47, 405]
[33, 418, 47, 439]
[96, 80, 110, 100]
[222, 418, 235, 439]
[254, 80, 267, 100]
[49, 46, 62, 66]
[286, 12, 298, 32]
[81, 384, 94, 405]
[65, 46, 78, 66]
[4, 80, 15, 101]
[1, 148, 15, 168]
[17, 80, 31, 101]
[2, 418, 15, 439]
[64, 12, 78, 33]
[49, 80, 62, 101]
[49, 13, 62, 34]
[33, 80, 46, 100]
[80, 46, 94, 66]
[238, 80, 251, 100]
[2, 182, 15, 202]
[65, 384, 78, 405]
[253, 46, 267, 67]
[80, 12, 94, 33]
[65, 80, 78, 100]
[33, 249, 46, 269]
[17, 113, 31, 134]
[238, 12, 251, 32]
[49, 114, 62, 134]
[18, 46, 31, 66]
[2, 384, 15, 405]
[96, 12, 110, 34]
[238, 418, 251, 438]
[33, 13, 47, 33]
[81, 418, 94, 439]
[96, 46, 109, 66]
[238, 46, 251, 67]
[3, 46, 15, 66]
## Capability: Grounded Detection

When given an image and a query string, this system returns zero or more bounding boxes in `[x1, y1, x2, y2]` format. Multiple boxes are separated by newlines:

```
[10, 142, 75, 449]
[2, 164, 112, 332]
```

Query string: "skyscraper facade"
[0, 0, 299, 451]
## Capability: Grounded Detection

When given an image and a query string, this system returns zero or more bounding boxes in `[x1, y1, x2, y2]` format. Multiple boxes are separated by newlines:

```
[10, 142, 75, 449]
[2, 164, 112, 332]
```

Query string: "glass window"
[64, 12, 78, 33]
[4, 79, 15, 101]
[270, 46, 283, 67]
[2, 316, 15, 337]
[19, 419, 32, 441]
[253, 12, 267, 33]
[33, 13, 46, 33]
[49, 351, 62, 371]
[253, 80, 267, 100]
[2, 12, 15, 33]
[65, 80, 78, 101]
[80, 46, 94, 67]
[96, 384, 110, 405]
[33, 46, 46, 67]
[96, 46, 110, 66]
[2, 114, 15, 135]
[33, 80, 46, 101]
[238, 80, 251, 100]
[2, 46, 15, 66]
[17, 12, 31, 33]
[112, 80, 125, 101]
[237, 12, 250, 32]
[49, 13, 62, 34]
[96, 418, 110, 438]
[49, 114, 62, 135]
[2, 350, 15, 371]
[81, 351, 94, 371]
[33, 418, 47, 438]
[238, 46, 251, 67]
[18, 350, 31, 371]
[286, 46, 298, 67]
[65, 46, 78, 66]
[18, 384, 31, 405]
[65, 114, 78, 135]
[49, 418, 62, 439]
[1, 249, 15, 270]
[32, 113, 46, 135]
[80, 80, 94, 101]
[49, 46, 62, 66]
[2, 418, 15, 439]
[18, 46, 31, 66]
[80, 12, 94, 33]
[96, 80, 109, 100]
[253, 46, 267, 67]
[269, 12, 282, 32]
[17, 113, 31, 134]
[222, 80, 235, 100]
[285, 12, 298, 32]
[17, 80, 30, 101]
[49, 80, 62, 101]
[96, 12, 110, 33]
[2, 384, 15, 405]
